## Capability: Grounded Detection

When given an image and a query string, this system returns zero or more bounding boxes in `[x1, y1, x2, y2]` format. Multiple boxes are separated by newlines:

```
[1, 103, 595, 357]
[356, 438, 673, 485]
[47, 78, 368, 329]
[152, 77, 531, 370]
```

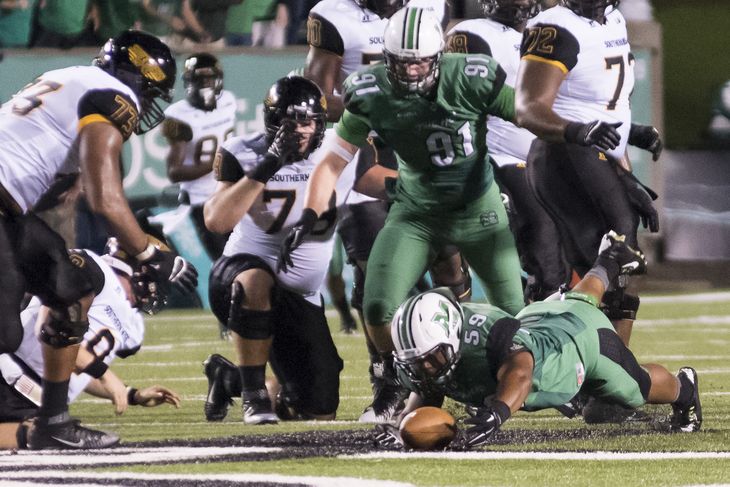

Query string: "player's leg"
[190, 204, 228, 260]
[458, 183, 524, 316]
[0, 218, 26, 354]
[16, 214, 116, 449]
[428, 245, 472, 302]
[270, 290, 342, 420]
[497, 163, 569, 301]
[362, 205, 433, 422]
[208, 254, 278, 424]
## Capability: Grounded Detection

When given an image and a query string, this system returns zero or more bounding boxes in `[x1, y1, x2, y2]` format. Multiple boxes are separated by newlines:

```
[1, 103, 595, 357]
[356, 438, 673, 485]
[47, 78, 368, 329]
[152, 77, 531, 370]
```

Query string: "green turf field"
[3, 291, 729, 486]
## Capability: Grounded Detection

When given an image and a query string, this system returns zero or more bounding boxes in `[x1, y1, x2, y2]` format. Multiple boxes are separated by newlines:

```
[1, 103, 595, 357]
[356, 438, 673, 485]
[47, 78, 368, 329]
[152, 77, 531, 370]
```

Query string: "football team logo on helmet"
[128, 44, 167, 82]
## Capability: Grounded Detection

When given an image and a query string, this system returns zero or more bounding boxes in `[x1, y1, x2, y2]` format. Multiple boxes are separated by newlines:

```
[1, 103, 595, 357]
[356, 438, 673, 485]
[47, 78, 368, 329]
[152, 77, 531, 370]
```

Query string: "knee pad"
[350, 264, 365, 312]
[226, 282, 274, 339]
[601, 289, 640, 321]
[39, 302, 90, 348]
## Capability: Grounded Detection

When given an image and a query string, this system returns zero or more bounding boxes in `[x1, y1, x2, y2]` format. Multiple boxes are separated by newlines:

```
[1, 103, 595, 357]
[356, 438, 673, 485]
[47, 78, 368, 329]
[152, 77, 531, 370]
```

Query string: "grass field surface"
[2, 291, 729, 486]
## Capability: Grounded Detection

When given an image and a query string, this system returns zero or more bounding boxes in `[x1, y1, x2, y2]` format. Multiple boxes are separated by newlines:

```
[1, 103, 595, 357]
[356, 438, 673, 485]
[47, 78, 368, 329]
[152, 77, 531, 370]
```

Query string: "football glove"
[247, 120, 300, 183]
[461, 400, 511, 448]
[628, 124, 663, 161]
[277, 208, 318, 273]
[135, 236, 198, 296]
[373, 423, 404, 449]
[619, 171, 660, 233]
[170, 255, 198, 294]
[564, 120, 623, 152]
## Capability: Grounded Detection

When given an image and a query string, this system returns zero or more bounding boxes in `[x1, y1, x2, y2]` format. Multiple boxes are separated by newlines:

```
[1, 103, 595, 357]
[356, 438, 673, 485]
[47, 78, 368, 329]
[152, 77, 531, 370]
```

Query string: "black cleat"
[598, 231, 648, 276]
[27, 412, 119, 450]
[242, 388, 278, 425]
[582, 397, 651, 424]
[671, 367, 702, 432]
[203, 353, 235, 421]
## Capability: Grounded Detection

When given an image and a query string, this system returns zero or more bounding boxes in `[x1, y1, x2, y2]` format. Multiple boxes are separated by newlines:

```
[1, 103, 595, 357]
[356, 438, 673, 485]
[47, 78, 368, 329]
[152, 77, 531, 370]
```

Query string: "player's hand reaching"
[277, 208, 318, 273]
[628, 124, 663, 161]
[564, 120, 623, 152]
[170, 256, 198, 294]
[460, 400, 510, 448]
[135, 385, 181, 408]
[618, 170, 660, 233]
[373, 423, 404, 449]
[135, 235, 198, 296]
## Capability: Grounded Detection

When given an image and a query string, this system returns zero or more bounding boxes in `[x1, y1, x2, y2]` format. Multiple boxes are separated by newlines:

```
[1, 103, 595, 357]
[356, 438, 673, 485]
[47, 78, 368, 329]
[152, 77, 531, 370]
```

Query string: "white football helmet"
[391, 288, 463, 393]
[383, 7, 444, 96]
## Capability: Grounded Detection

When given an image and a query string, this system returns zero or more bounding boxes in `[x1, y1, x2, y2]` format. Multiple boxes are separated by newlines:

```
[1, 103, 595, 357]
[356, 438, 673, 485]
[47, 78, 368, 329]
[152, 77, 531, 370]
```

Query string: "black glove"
[462, 400, 510, 448]
[564, 120, 623, 152]
[628, 123, 663, 161]
[247, 121, 300, 183]
[276, 208, 319, 273]
[373, 423, 403, 449]
[619, 171, 660, 232]
[169, 255, 198, 294]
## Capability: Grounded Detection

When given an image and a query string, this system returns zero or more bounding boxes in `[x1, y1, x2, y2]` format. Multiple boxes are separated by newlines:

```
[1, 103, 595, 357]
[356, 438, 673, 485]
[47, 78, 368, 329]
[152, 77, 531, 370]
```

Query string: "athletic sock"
[673, 372, 694, 409]
[239, 365, 266, 393]
[38, 379, 70, 418]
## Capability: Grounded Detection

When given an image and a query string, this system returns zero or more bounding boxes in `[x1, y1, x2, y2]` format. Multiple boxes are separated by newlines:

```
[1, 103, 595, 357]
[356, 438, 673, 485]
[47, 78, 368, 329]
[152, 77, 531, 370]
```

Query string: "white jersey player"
[202, 76, 394, 425]
[522, 3, 634, 160]
[1, 251, 143, 406]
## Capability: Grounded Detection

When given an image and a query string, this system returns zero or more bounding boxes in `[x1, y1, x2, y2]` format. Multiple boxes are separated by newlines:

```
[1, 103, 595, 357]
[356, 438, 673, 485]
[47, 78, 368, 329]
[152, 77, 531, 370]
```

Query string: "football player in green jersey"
[278, 6, 525, 422]
[384, 231, 702, 448]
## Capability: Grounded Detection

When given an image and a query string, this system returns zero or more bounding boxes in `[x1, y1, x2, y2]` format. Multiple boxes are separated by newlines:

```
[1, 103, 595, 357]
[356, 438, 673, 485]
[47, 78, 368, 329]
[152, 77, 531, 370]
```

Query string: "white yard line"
[347, 451, 730, 461]
[642, 292, 730, 304]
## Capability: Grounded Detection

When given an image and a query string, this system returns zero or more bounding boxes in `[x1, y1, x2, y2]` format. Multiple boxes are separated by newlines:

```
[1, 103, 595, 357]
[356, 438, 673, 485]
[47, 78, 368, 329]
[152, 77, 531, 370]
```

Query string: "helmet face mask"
[562, 0, 620, 22]
[391, 289, 463, 394]
[263, 76, 327, 161]
[94, 30, 176, 134]
[383, 7, 444, 97]
[183, 53, 224, 111]
[481, 0, 541, 27]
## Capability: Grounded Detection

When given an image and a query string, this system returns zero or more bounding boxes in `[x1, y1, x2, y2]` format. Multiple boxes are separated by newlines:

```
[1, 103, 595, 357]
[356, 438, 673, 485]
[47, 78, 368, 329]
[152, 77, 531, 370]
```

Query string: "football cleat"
[242, 388, 279, 425]
[582, 397, 651, 424]
[671, 367, 702, 432]
[27, 412, 119, 450]
[598, 231, 647, 276]
[203, 354, 235, 421]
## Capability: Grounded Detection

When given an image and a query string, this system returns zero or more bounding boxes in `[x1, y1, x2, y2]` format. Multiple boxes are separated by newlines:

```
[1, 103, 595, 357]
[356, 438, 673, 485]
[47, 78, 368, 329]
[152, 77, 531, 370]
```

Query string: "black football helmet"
[562, 0, 620, 22]
[94, 30, 176, 134]
[183, 52, 224, 111]
[263, 76, 327, 161]
[355, 0, 405, 19]
[481, 0, 540, 27]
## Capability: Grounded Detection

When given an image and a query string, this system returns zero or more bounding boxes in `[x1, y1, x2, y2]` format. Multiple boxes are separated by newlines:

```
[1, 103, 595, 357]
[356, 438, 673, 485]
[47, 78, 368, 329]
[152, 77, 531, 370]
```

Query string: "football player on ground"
[514, 0, 662, 346]
[0, 244, 183, 450]
[305, 0, 465, 423]
[280, 7, 525, 424]
[0, 30, 195, 449]
[163, 52, 237, 260]
[446, 0, 571, 302]
[380, 231, 701, 449]
[202, 76, 396, 424]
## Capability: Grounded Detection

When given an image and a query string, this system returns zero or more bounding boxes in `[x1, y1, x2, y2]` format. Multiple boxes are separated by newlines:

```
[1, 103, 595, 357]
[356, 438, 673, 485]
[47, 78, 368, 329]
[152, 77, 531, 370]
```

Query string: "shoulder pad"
[213, 146, 245, 183]
[307, 11, 344, 56]
[446, 29, 492, 56]
[521, 21, 580, 72]
[78, 89, 139, 140]
[68, 249, 105, 296]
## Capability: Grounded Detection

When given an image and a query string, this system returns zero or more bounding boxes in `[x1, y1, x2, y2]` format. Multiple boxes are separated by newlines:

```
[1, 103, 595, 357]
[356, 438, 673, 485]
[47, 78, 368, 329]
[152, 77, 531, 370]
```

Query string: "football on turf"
[399, 406, 457, 450]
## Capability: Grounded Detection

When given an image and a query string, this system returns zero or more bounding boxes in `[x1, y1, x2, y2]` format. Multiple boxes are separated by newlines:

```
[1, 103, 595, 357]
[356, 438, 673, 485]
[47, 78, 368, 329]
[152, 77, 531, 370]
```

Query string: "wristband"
[564, 291, 600, 308]
[82, 358, 109, 379]
[135, 242, 156, 262]
[247, 153, 281, 183]
[563, 122, 584, 144]
[491, 399, 511, 424]
[126, 386, 140, 406]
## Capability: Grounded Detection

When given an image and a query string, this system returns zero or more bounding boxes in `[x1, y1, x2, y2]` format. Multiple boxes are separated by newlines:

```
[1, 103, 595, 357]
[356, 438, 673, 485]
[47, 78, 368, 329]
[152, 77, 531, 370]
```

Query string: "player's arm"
[204, 147, 266, 233]
[162, 118, 210, 183]
[304, 135, 357, 213]
[304, 12, 345, 122]
[514, 55, 567, 140]
[354, 164, 397, 200]
[494, 350, 534, 413]
[78, 122, 148, 255]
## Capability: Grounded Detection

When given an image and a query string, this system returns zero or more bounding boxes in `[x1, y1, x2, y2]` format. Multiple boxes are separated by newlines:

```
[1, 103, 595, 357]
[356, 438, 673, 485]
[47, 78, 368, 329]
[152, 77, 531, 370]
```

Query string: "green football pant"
[363, 182, 524, 328]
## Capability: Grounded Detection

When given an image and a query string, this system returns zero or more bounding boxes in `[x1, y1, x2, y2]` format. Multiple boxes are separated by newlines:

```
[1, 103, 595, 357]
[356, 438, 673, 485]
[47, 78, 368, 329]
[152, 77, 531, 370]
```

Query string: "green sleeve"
[334, 109, 371, 148]
[485, 68, 515, 123]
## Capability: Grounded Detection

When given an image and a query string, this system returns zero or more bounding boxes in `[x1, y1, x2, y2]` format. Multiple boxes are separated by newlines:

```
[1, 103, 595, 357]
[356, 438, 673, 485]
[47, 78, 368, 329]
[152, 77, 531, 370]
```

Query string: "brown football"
[399, 406, 457, 450]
